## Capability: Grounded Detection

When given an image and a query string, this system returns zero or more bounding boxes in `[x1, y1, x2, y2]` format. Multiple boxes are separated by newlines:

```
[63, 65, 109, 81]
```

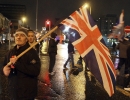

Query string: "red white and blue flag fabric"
[59, 4, 116, 96]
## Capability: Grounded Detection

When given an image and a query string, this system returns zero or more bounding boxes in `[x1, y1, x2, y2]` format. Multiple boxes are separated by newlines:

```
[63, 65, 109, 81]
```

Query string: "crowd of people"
[1, 26, 130, 99]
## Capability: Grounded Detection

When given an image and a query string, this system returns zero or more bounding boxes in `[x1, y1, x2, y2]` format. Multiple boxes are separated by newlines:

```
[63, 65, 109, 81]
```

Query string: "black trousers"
[117, 58, 128, 74]
[49, 53, 56, 73]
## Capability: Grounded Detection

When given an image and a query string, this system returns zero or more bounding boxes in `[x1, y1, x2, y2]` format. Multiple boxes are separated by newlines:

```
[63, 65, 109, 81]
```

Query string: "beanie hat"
[14, 28, 28, 38]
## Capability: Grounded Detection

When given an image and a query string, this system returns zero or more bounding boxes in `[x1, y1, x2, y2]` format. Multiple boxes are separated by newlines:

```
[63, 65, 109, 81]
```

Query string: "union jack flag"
[59, 4, 116, 96]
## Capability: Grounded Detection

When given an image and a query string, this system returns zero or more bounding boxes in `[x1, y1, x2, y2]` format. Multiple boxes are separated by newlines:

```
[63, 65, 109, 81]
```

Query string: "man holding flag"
[2, 28, 41, 100]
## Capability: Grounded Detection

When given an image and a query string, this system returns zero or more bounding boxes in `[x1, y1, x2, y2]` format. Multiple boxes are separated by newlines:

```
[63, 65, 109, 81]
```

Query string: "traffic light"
[45, 19, 51, 31]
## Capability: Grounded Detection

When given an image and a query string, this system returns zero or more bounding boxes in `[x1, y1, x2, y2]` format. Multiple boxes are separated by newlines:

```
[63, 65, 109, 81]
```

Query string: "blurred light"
[46, 20, 50, 25]
[22, 17, 26, 22]
[107, 39, 110, 42]
[83, 3, 91, 14]
[42, 27, 46, 31]
[83, 3, 89, 9]
[63, 26, 70, 32]
[45, 19, 51, 31]
[70, 32, 76, 37]
[46, 21, 50, 25]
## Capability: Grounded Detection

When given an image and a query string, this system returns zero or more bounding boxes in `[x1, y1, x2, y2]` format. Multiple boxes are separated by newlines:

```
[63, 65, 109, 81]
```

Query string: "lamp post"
[36, 0, 38, 31]
[8, 21, 11, 50]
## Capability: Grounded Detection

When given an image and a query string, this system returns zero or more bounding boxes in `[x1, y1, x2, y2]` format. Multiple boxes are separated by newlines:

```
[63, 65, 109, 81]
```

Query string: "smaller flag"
[108, 10, 125, 40]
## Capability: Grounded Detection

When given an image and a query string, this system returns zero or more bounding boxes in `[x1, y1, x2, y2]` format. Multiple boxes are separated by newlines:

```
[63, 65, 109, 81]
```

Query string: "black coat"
[2, 43, 41, 100]
[48, 38, 59, 54]
[117, 40, 130, 58]
[127, 45, 130, 73]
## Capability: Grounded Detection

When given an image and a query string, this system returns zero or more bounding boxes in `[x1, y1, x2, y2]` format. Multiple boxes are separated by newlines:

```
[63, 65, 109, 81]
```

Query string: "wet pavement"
[0, 41, 130, 100]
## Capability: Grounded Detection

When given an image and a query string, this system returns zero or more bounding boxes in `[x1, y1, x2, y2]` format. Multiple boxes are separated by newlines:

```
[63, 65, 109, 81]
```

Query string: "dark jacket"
[35, 43, 40, 54]
[2, 43, 41, 100]
[117, 40, 130, 58]
[48, 38, 59, 54]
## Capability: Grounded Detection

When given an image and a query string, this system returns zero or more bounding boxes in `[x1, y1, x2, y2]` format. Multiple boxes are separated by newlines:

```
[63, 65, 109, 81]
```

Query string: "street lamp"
[84, 3, 91, 14]
[22, 17, 26, 26]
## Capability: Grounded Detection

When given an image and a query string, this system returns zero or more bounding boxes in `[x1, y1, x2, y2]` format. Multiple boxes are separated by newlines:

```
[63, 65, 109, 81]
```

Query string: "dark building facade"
[95, 14, 118, 47]
[0, 4, 26, 34]
[0, 13, 10, 30]
[0, 4, 26, 20]
[96, 14, 118, 36]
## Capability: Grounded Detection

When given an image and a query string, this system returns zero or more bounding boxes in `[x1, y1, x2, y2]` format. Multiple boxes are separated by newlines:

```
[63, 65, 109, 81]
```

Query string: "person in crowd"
[48, 32, 59, 76]
[112, 42, 117, 55]
[124, 44, 130, 91]
[59, 34, 65, 44]
[63, 41, 75, 77]
[116, 37, 130, 75]
[2, 28, 41, 100]
[27, 29, 40, 54]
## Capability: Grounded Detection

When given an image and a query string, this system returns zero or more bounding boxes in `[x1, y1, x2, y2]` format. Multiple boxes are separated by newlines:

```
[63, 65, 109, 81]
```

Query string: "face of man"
[28, 31, 35, 43]
[14, 32, 28, 47]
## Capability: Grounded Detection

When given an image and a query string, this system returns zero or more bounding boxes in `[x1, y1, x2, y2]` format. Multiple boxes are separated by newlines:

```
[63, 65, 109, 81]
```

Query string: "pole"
[7, 26, 58, 66]
[46, 23, 50, 54]
[8, 21, 11, 50]
[8, 27, 10, 50]
[36, 0, 38, 31]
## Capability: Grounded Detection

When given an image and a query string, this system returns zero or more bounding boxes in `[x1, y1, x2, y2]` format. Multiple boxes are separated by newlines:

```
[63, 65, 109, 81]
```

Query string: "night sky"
[0, 0, 130, 31]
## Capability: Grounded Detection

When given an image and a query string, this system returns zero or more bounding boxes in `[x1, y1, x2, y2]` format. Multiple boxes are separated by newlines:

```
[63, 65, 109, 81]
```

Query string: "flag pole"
[7, 26, 58, 66]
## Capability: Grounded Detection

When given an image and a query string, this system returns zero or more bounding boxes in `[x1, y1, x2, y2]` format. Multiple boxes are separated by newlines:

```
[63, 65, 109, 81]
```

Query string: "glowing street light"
[84, 3, 91, 14]
[22, 17, 26, 26]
